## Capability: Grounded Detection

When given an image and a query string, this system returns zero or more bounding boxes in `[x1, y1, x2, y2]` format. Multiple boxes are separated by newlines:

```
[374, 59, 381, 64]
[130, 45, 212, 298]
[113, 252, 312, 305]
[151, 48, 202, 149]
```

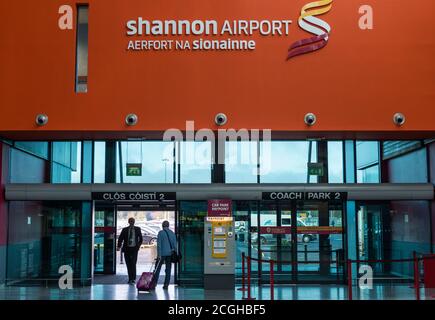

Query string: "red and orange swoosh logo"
[287, 0, 333, 60]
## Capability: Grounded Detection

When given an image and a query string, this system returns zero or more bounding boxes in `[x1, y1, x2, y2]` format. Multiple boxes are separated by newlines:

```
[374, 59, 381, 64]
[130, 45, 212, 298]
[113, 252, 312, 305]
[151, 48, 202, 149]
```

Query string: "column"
[344, 140, 358, 277]
[317, 141, 330, 276]
[105, 141, 117, 183]
[0, 142, 9, 285]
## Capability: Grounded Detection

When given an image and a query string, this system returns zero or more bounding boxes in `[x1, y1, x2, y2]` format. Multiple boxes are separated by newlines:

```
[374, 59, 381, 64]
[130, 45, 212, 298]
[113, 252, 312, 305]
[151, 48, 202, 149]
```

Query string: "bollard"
[238, 252, 247, 292]
[304, 245, 308, 262]
[243, 256, 256, 300]
[347, 259, 352, 300]
[414, 252, 420, 300]
[270, 260, 274, 301]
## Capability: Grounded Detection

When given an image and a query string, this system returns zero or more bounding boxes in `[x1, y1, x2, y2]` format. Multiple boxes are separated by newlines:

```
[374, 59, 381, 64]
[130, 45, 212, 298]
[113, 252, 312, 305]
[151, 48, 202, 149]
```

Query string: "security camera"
[215, 113, 228, 126]
[304, 113, 316, 126]
[125, 114, 138, 126]
[393, 113, 405, 126]
[35, 114, 48, 126]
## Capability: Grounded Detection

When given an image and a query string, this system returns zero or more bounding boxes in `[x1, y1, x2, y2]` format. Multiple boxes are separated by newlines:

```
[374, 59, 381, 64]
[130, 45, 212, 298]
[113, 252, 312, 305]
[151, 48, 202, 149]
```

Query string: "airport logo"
[287, 0, 333, 60]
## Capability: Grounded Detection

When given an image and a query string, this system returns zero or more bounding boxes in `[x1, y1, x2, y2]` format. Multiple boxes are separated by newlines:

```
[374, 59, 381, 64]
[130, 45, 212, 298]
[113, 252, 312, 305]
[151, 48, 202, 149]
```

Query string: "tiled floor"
[0, 283, 433, 300]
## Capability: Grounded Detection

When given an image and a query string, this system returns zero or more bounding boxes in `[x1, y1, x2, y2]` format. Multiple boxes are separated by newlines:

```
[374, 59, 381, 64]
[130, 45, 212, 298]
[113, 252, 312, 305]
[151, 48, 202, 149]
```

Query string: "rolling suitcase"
[137, 258, 159, 292]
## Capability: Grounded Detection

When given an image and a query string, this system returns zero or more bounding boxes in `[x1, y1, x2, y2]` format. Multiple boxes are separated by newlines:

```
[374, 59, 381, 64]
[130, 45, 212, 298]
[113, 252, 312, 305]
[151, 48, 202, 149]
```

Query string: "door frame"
[255, 199, 346, 284]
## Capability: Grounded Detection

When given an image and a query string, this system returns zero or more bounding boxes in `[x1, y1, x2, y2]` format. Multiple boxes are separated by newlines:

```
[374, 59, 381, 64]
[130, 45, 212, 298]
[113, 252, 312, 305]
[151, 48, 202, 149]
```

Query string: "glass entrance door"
[249, 199, 345, 284]
[357, 203, 390, 274]
[296, 201, 344, 282]
[94, 203, 116, 274]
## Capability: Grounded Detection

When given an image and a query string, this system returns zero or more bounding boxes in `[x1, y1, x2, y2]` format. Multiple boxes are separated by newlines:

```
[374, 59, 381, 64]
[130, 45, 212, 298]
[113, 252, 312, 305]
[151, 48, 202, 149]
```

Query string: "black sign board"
[92, 192, 176, 202]
[262, 192, 347, 201]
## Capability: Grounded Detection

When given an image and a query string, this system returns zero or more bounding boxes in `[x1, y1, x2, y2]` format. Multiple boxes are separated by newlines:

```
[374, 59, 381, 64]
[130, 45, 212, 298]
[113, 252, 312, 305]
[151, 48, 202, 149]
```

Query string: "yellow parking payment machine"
[211, 221, 233, 259]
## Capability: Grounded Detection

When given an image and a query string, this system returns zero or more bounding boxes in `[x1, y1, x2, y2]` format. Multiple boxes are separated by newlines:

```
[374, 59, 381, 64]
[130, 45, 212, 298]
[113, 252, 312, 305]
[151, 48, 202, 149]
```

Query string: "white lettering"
[58, 5, 73, 30]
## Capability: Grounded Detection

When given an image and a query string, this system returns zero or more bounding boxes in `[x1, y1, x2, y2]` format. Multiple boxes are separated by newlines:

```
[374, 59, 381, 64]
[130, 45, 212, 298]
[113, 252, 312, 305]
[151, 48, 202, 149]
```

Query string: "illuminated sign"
[92, 192, 176, 201]
[262, 192, 347, 201]
[126, 163, 142, 176]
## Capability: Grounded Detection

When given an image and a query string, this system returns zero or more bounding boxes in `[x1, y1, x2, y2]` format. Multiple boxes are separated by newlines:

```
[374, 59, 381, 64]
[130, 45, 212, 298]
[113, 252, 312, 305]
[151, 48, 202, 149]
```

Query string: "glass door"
[94, 203, 116, 274]
[255, 201, 294, 283]
[296, 200, 344, 282]
[234, 201, 250, 278]
[177, 201, 207, 286]
[357, 203, 390, 274]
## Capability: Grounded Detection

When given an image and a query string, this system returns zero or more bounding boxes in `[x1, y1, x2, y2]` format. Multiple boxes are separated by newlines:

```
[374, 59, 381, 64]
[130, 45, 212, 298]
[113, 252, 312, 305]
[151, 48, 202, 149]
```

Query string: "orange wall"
[0, 0, 434, 139]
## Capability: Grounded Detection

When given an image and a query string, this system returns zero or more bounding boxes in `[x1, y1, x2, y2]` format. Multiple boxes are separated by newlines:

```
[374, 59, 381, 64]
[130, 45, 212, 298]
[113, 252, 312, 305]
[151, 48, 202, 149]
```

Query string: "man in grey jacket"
[155, 220, 177, 289]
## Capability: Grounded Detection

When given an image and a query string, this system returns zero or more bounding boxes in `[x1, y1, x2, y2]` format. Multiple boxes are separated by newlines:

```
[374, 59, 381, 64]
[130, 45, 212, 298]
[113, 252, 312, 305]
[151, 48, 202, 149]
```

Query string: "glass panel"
[328, 141, 344, 183]
[93, 141, 106, 183]
[296, 201, 344, 281]
[116, 141, 175, 183]
[6, 201, 91, 285]
[386, 147, 428, 183]
[297, 204, 320, 273]
[179, 141, 212, 183]
[234, 201, 250, 277]
[356, 141, 379, 168]
[51, 142, 81, 183]
[75, 5, 89, 93]
[178, 201, 207, 285]
[225, 141, 258, 183]
[10, 148, 48, 183]
[14, 142, 49, 159]
[259, 202, 278, 272]
[279, 203, 293, 274]
[356, 141, 380, 183]
[249, 203, 259, 273]
[357, 201, 432, 283]
[357, 164, 379, 183]
[94, 204, 116, 274]
[259, 141, 317, 183]
[82, 141, 93, 183]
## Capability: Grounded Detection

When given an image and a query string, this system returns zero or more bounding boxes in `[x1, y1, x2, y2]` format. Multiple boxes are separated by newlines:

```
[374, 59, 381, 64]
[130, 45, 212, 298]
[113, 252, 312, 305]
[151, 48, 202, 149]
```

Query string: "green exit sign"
[126, 163, 142, 176]
[308, 163, 324, 176]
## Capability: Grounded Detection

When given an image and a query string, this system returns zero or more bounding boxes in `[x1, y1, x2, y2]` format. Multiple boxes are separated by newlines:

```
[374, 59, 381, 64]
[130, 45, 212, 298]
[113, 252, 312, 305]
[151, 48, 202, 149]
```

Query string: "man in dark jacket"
[117, 217, 143, 284]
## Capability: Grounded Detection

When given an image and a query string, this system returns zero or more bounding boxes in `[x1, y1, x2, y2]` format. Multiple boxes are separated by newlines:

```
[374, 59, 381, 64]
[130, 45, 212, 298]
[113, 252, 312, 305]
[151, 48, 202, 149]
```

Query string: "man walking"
[117, 217, 143, 284]
[155, 220, 177, 289]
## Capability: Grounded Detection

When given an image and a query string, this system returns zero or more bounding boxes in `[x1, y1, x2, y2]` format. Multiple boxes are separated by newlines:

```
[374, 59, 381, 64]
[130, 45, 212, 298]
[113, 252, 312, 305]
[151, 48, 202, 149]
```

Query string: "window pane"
[51, 142, 81, 183]
[259, 141, 317, 183]
[14, 142, 49, 159]
[356, 141, 380, 183]
[328, 141, 343, 183]
[357, 164, 379, 183]
[356, 141, 379, 168]
[7, 201, 92, 284]
[10, 149, 48, 183]
[82, 141, 92, 183]
[116, 141, 175, 183]
[179, 141, 212, 183]
[225, 141, 257, 183]
[93, 141, 106, 183]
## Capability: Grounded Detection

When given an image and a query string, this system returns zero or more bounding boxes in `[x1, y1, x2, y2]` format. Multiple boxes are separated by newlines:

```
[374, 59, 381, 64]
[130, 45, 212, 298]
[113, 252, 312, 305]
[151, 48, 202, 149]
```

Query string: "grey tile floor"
[0, 283, 434, 300]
